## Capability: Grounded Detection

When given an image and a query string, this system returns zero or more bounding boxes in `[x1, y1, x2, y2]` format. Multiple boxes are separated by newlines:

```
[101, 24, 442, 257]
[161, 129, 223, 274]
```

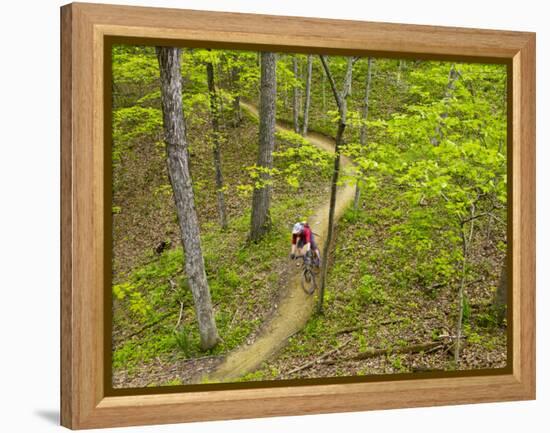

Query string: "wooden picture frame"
[60, 2, 536, 429]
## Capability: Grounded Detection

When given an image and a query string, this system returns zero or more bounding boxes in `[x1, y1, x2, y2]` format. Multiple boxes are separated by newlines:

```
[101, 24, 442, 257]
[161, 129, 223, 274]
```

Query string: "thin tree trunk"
[301, 55, 313, 136]
[354, 57, 373, 211]
[156, 46, 219, 350]
[454, 204, 475, 364]
[318, 122, 345, 314]
[431, 64, 459, 146]
[454, 227, 467, 364]
[493, 262, 508, 325]
[397, 59, 404, 83]
[230, 65, 242, 127]
[206, 60, 228, 230]
[322, 70, 326, 120]
[317, 56, 354, 314]
[292, 56, 300, 133]
[249, 52, 277, 242]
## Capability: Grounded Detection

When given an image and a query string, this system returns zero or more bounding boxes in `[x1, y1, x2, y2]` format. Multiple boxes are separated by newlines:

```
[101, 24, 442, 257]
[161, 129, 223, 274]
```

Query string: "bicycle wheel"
[301, 269, 316, 294]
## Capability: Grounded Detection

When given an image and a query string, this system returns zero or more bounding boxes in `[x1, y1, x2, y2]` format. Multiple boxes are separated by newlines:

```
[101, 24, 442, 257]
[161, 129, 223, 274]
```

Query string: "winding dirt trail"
[201, 101, 356, 383]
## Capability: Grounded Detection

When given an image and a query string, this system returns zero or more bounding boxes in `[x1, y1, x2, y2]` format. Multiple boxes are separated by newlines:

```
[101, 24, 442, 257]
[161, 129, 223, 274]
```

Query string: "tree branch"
[350, 341, 444, 361]
[460, 206, 498, 226]
[319, 55, 343, 111]
[286, 337, 353, 375]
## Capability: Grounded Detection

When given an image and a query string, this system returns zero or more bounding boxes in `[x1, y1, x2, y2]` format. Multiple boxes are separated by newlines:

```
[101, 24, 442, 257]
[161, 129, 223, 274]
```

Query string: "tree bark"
[292, 56, 300, 133]
[431, 64, 459, 146]
[206, 60, 228, 230]
[301, 55, 313, 136]
[317, 56, 354, 314]
[354, 57, 373, 211]
[156, 46, 220, 350]
[249, 52, 277, 242]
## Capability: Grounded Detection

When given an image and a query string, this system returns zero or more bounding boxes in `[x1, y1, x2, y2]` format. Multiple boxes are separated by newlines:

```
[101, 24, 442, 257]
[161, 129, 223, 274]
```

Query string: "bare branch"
[319, 55, 343, 111]
[460, 206, 498, 226]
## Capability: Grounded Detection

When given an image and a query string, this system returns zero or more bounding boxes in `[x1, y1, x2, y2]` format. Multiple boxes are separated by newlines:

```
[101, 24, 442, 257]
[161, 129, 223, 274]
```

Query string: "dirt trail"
[200, 101, 356, 383]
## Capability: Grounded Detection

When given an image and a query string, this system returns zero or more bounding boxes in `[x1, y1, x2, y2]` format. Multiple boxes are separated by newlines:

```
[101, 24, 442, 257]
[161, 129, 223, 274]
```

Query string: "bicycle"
[294, 250, 319, 295]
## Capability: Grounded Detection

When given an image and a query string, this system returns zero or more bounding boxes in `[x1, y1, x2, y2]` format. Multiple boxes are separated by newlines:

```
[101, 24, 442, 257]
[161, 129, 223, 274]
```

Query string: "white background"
[0, 0, 546, 431]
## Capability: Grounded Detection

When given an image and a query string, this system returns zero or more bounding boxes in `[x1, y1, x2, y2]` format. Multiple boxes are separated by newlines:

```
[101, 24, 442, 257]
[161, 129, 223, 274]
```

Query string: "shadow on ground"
[34, 409, 59, 425]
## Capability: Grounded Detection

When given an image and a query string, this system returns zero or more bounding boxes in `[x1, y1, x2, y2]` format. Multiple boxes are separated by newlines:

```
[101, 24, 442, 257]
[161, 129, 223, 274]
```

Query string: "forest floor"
[111, 102, 334, 388]
[243, 183, 508, 381]
[112, 103, 507, 389]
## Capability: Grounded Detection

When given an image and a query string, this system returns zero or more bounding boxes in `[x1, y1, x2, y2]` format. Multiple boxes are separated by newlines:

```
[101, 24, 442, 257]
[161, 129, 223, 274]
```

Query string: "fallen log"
[286, 340, 448, 375]
[351, 341, 444, 361]
[287, 338, 353, 375]
[114, 311, 173, 345]
[334, 318, 406, 335]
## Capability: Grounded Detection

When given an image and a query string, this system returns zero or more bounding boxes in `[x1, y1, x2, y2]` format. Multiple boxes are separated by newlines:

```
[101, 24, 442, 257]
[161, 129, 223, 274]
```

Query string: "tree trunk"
[322, 71, 326, 120]
[317, 56, 354, 314]
[292, 56, 300, 133]
[493, 262, 508, 325]
[249, 52, 277, 242]
[454, 204, 475, 364]
[230, 65, 242, 127]
[318, 121, 345, 314]
[397, 59, 404, 83]
[301, 55, 313, 136]
[156, 46, 220, 350]
[206, 60, 228, 230]
[354, 57, 373, 211]
[454, 226, 467, 364]
[431, 64, 459, 146]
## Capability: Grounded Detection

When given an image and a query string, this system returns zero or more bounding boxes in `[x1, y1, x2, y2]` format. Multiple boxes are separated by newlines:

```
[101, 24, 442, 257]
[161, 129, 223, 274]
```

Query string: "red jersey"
[292, 224, 312, 245]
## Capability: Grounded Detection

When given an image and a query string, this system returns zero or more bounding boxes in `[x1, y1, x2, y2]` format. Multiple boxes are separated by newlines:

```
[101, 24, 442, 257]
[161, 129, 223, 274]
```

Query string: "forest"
[111, 45, 508, 388]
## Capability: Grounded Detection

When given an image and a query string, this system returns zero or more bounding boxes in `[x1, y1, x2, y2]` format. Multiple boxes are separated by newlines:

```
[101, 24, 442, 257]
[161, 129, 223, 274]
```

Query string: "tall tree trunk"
[454, 204, 476, 364]
[493, 262, 508, 325]
[249, 52, 277, 242]
[431, 64, 459, 146]
[230, 65, 242, 127]
[206, 60, 228, 230]
[301, 55, 313, 136]
[292, 56, 300, 133]
[354, 57, 373, 211]
[397, 59, 404, 83]
[317, 56, 354, 314]
[454, 224, 468, 364]
[156, 47, 220, 350]
[322, 71, 326, 120]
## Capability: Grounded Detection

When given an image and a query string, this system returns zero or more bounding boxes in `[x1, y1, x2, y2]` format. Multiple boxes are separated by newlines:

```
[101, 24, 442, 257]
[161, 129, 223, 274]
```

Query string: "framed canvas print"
[60, 2, 536, 429]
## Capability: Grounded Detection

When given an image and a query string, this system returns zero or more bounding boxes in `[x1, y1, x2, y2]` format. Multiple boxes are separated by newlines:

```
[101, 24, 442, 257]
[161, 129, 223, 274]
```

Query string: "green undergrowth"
[249, 179, 507, 381]
[112, 92, 333, 384]
[112, 191, 321, 376]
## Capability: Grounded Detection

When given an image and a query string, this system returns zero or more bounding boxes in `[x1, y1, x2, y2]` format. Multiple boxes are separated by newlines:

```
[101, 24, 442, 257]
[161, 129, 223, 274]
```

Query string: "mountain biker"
[289, 221, 321, 268]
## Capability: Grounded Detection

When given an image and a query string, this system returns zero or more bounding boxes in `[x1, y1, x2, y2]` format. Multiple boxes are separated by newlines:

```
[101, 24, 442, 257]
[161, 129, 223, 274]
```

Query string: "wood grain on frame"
[60, 2, 535, 429]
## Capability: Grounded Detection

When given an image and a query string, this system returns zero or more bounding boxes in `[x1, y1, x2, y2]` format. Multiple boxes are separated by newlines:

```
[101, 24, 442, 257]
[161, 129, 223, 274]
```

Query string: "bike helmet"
[292, 222, 304, 234]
